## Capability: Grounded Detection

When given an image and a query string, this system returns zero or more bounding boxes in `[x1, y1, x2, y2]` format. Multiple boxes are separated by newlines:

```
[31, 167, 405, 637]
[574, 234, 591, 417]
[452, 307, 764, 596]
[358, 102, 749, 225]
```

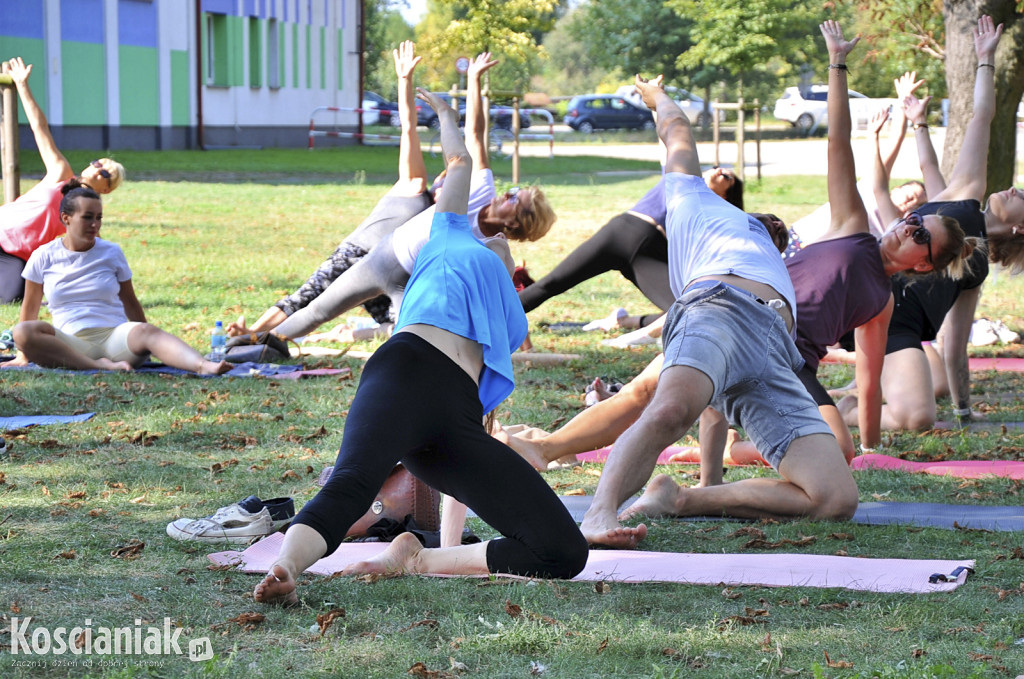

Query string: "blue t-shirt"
[396, 212, 528, 413]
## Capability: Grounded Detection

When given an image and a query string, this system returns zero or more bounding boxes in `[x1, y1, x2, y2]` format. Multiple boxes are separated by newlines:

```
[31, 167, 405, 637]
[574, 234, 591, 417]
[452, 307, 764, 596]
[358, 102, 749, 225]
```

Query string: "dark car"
[362, 91, 399, 126]
[564, 94, 654, 133]
[417, 93, 531, 130]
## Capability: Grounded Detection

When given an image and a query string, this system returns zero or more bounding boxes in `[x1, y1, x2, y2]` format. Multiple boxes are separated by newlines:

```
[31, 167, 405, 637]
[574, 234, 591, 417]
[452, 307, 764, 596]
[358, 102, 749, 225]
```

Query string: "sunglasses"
[505, 187, 521, 204]
[904, 211, 932, 264]
[90, 160, 112, 180]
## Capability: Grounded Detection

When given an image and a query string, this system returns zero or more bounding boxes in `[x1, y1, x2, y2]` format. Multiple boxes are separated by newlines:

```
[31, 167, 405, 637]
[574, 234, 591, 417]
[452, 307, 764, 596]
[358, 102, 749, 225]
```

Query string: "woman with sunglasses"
[838, 15, 1002, 435]
[518, 166, 742, 332]
[0, 58, 124, 303]
[5, 181, 230, 374]
[231, 52, 556, 348]
[254, 89, 587, 606]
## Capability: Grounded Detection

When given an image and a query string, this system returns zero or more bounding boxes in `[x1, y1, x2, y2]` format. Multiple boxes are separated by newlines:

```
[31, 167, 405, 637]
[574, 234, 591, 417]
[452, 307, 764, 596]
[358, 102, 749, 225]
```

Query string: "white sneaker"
[969, 319, 999, 347]
[992, 320, 1020, 344]
[166, 496, 294, 544]
[582, 308, 628, 332]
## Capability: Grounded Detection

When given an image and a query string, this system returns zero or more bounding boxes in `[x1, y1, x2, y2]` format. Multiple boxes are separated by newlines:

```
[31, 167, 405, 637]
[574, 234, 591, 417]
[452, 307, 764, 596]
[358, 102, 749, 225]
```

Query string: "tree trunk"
[942, 0, 1024, 196]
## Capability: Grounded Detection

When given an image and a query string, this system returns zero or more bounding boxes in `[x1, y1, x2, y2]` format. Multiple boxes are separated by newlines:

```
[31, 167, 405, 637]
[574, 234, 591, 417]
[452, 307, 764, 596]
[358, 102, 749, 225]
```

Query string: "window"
[205, 13, 229, 86]
[267, 18, 280, 88]
[248, 17, 261, 87]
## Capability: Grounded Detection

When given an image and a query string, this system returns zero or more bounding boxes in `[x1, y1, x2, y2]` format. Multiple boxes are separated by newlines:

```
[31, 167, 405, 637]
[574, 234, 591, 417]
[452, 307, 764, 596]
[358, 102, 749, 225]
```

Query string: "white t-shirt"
[390, 169, 497, 273]
[791, 179, 885, 245]
[665, 173, 797, 319]
[22, 238, 132, 334]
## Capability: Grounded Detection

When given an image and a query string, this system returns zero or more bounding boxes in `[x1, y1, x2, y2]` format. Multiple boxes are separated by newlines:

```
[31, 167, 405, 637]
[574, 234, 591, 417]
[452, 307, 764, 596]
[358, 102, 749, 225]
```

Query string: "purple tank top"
[786, 232, 891, 371]
[629, 178, 667, 226]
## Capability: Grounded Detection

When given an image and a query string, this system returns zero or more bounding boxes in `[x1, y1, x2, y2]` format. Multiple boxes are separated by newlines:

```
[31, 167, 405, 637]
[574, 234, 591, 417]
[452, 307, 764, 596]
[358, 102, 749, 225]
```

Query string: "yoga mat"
[516, 496, 1024, 532]
[0, 360, 308, 378]
[575, 445, 769, 467]
[968, 357, 1024, 372]
[337, 349, 581, 365]
[934, 420, 1024, 432]
[851, 453, 1024, 480]
[207, 532, 973, 594]
[0, 413, 95, 430]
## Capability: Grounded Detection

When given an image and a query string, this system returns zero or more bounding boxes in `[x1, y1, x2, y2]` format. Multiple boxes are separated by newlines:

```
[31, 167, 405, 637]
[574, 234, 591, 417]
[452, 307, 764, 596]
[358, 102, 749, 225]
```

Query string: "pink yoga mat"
[209, 533, 973, 594]
[851, 453, 1024, 480]
[575, 445, 769, 466]
[968, 357, 1024, 372]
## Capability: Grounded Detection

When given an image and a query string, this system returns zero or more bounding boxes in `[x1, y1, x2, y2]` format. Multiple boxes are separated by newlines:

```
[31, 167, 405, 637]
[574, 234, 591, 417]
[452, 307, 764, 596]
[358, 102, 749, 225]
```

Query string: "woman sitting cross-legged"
[253, 89, 587, 606]
[5, 181, 231, 375]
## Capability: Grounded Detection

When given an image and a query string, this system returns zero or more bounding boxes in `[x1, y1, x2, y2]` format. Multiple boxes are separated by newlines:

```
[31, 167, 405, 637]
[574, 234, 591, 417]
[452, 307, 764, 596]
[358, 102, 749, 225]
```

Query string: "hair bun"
[60, 177, 86, 195]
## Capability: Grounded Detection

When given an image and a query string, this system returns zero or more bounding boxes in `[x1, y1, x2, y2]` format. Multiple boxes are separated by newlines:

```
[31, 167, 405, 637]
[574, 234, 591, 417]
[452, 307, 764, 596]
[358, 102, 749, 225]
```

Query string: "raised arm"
[5, 58, 73, 185]
[930, 15, 1002, 202]
[465, 52, 499, 171]
[418, 89, 471, 215]
[634, 75, 700, 177]
[880, 72, 922, 175]
[903, 93, 945, 197]
[819, 20, 868, 238]
[869, 107, 902, 227]
[393, 41, 427, 188]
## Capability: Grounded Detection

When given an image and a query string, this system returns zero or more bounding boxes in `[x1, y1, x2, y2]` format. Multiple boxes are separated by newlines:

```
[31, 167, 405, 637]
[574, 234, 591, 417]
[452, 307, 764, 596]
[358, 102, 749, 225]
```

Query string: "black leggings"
[293, 333, 589, 579]
[519, 212, 673, 315]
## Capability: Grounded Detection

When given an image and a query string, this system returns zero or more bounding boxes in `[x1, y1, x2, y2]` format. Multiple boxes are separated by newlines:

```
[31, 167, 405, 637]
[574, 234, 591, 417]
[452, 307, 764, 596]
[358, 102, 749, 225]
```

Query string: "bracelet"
[828, 64, 848, 72]
[977, 63, 995, 70]
[912, 123, 928, 130]
[953, 407, 972, 417]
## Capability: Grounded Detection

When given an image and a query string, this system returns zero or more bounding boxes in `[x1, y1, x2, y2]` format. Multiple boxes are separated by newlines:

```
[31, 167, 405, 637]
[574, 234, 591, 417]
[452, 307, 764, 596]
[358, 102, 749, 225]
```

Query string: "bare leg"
[580, 364, 712, 548]
[508, 355, 662, 470]
[923, 341, 948, 398]
[341, 532, 490, 576]
[842, 347, 935, 431]
[622, 433, 857, 522]
[253, 523, 328, 606]
[12, 321, 132, 371]
[127, 323, 231, 375]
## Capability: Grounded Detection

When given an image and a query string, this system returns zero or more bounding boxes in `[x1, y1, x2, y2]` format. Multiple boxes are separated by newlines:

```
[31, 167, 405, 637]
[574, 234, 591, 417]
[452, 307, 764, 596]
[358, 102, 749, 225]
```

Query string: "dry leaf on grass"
[407, 661, 452, 678]
[504, 600, 522, 618]
[742, 535, 816, 550]
[10, 601, 20, 613]
[129, 592, 148, 602]
[215, 612, 265, 632]
[281, 469, 301, 481]
[717, 615, 766, 630]
[596, 637, 608, 654]
[110, 539, 145, 560]
[53, 550, 76, 560]
[823, 651, 853, 668]
[594, 581, 611, 594]
[66, 491, 87, 500]
[316, 608, 346, 637]
[721, 587, 741, 600]
[563, 488, 586, 496]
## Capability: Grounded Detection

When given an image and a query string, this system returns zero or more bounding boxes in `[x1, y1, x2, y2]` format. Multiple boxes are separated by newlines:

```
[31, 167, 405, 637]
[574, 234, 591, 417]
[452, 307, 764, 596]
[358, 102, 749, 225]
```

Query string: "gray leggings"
[274, 233, 410, 339]
[0, 251, 25, 304]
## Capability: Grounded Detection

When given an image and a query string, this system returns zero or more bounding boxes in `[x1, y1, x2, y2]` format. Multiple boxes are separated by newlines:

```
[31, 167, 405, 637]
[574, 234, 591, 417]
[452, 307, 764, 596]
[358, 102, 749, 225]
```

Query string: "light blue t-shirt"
[664, 173, 797, 320]
[396, 211, 528, 413]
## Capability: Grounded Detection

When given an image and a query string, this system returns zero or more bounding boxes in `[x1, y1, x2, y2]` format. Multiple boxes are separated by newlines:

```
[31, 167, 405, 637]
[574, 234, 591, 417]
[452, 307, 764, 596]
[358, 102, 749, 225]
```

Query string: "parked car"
[416, 93, 531, 130]
[361, 91, 398, 126]
[616, 85, 723, 128]
[773, 85, 894, 132]
[564, 94, 654, 133]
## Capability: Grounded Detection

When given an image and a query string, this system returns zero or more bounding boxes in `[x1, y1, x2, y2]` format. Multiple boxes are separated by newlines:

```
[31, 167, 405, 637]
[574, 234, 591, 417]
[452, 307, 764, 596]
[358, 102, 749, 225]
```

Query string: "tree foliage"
[363, 0, 415, 97]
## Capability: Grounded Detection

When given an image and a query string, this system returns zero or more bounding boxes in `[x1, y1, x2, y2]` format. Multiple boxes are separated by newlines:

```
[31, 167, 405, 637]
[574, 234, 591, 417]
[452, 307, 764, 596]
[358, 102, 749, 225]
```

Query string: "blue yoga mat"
[0, 413, 95, 430]
[0, 360, 302, 378]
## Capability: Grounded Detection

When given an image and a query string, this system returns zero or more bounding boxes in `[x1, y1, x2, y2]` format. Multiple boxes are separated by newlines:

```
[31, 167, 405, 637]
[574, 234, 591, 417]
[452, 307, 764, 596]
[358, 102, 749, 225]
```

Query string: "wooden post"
[712, 99, 720, 167]
[512, 96, 520, 185]
[736, 97, 745, 181]
[754, 99, 762, 181]
[0, 73, 19, 204]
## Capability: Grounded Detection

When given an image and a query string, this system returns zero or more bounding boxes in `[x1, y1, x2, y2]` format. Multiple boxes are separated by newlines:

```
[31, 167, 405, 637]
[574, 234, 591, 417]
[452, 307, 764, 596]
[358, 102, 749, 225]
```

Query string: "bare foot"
[1, 355, 30, 368]
[618, 474, 682, 520]
[198, 360, 233, 375]
[584, 377, 617, 407]
[505, 432, 550, 471]
[581, 522, 648, 549]
[96, 358, 133, 371]
[304, 323, 353, 344]
[254, 564, 299, 606]
[341, 531, 423, 576]
[226, 315, 249, 338]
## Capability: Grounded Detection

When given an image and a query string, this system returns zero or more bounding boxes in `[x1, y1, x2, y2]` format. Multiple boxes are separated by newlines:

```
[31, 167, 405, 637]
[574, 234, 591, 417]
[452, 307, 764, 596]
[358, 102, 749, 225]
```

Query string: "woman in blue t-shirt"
[254, 89, 587, 607]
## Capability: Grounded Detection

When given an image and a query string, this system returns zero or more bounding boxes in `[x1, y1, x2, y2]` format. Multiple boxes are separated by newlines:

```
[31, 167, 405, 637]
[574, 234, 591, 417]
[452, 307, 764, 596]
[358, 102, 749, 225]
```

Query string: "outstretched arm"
[634, 75, 700, 177]
[880, 72, 921, 175]
[903, 94, 945, 197]
[418, 89, 471, 215]
[931, 15, 1002, 202]
[465, 52, 499, 171]
[393, 41, 427, 188]
[869, 107, 902, 227]
[5, 58, 73, 185]
[820, 20, 868, 238]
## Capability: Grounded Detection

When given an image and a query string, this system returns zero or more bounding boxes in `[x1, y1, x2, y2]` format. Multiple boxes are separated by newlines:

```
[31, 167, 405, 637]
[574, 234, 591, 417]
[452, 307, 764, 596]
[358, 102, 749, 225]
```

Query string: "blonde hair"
[88, 158, 126, 191]
[511, 186, 556, 242]
[909, 213, 984, 281]
[987, 231, 1024, 275]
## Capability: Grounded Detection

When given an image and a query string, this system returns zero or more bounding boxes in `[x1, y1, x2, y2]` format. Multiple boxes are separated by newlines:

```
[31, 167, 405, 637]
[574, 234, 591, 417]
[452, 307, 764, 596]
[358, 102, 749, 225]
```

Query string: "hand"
[819, 20, 859, 60]
[416, 88, 456, 123]
[6, 56, 32, 87]
[973, 14, 1003, 63]
[634, 74, 665, 111]
[868, 106, 890, 136]
[901, 94, 931, 125]
[392, 40, 421, 79]
[893, 71, 924, 100]
[466, 52, 498, 81]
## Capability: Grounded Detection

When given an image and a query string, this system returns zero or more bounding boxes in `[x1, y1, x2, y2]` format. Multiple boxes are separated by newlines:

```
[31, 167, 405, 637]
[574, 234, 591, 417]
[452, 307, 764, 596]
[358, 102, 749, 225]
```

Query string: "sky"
[398, 0, 427, 25]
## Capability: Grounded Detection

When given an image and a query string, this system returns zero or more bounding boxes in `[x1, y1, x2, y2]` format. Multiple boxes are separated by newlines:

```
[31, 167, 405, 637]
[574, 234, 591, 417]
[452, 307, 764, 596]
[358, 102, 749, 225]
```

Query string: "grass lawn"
[0, 146, 1022, 678]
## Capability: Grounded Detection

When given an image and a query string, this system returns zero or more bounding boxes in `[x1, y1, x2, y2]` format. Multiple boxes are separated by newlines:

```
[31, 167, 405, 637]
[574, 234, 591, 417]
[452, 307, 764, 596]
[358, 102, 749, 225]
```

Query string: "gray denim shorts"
[662, 281, 833, 469]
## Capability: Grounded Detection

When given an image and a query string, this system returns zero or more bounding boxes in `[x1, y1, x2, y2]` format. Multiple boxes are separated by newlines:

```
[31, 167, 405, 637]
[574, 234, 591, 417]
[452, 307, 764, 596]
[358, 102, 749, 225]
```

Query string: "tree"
[363, 0, 415, 97]
[538, 9, 613, 95]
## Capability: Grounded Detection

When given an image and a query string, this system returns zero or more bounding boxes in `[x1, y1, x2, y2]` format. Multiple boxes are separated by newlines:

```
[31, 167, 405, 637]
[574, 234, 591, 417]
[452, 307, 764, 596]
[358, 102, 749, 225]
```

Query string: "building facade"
[0, 0, 363, 150]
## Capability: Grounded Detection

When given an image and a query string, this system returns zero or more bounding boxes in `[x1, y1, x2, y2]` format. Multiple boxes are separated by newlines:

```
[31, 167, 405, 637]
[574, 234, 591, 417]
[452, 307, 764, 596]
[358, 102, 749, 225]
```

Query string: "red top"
[0, 180, 67, 261]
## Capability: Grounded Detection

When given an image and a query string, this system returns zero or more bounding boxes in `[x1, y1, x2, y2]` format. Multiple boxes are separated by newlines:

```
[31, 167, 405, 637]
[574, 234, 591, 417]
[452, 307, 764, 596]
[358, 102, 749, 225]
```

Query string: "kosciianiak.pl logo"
[9, 617, 214, 662]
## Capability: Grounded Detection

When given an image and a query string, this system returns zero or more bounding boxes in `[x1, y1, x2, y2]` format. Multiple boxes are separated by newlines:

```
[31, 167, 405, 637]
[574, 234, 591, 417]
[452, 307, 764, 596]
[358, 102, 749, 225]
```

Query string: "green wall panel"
[336, 29, 343, 91]
[118, 45, 159, 125]
[292, 24, 299, 88]
[0, 37, 46, 122]
[305, 25, 311, 89]
[170, 49, 190, 126]
[249, 17, 262, 88]
[228, 15, 244, 87]
[61, 41, 106, 125]
[319, 27, 325, 90]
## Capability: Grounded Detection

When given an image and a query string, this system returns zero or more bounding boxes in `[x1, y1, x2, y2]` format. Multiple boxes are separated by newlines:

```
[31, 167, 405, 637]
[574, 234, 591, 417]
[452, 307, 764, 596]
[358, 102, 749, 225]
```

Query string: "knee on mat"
[809, 484, 859, 521]
[889, 407, 936, 432]
[534, 532, 589, 580]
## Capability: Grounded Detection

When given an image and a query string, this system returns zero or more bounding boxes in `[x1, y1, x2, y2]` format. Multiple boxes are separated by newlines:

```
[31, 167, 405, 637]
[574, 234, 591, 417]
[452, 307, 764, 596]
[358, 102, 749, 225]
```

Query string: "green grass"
[1, 147, 1023, 678]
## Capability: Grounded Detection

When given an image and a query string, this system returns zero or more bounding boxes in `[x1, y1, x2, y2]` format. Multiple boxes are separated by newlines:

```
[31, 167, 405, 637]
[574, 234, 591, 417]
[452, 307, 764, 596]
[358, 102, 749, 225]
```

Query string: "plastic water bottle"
[0, 437, 8, 460]
[210, 321, 227, 361]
